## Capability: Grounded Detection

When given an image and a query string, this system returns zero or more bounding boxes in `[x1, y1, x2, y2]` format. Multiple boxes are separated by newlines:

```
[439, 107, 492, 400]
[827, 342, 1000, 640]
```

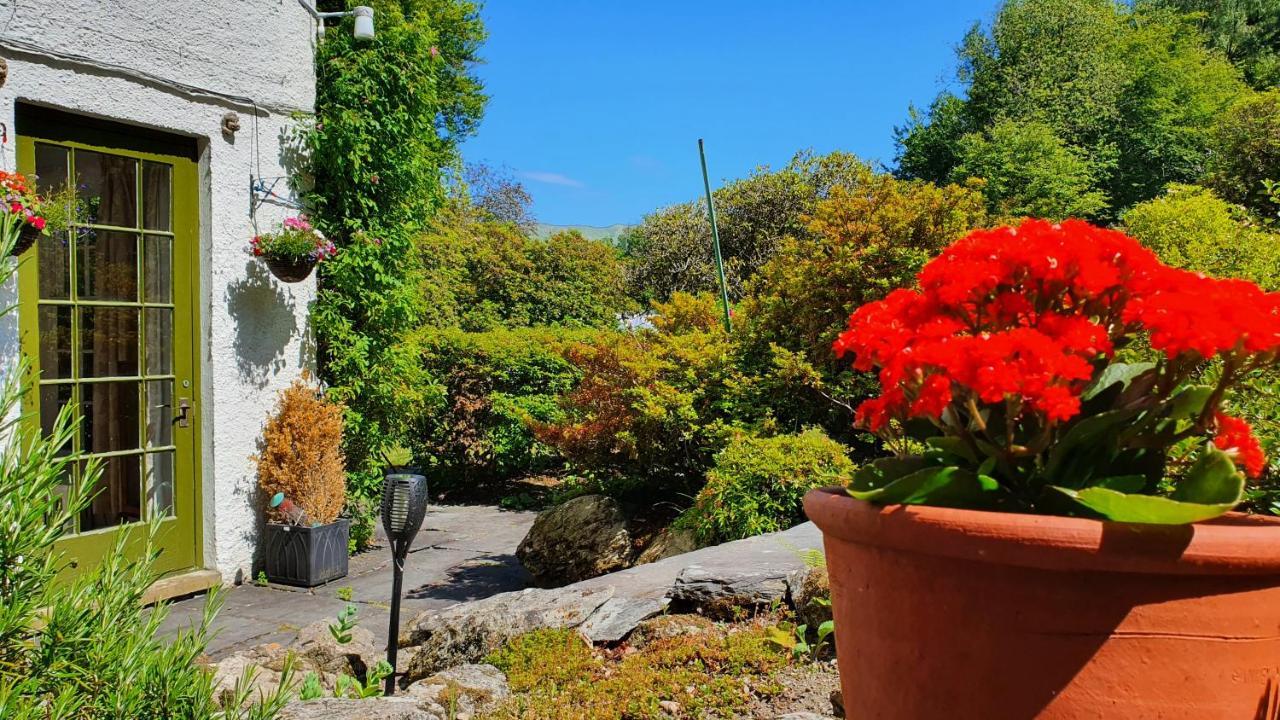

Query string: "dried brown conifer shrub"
[256, 376, 346, 524]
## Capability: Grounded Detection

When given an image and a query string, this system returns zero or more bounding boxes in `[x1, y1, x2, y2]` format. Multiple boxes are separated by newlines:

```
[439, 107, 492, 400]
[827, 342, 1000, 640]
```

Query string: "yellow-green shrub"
[678, 429, 854, 544]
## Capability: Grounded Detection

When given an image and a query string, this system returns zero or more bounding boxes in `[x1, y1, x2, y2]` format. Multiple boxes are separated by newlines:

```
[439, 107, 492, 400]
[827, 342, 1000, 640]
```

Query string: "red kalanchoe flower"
[1214, 412, 1267, 479]
[835, 218, 1280, 436]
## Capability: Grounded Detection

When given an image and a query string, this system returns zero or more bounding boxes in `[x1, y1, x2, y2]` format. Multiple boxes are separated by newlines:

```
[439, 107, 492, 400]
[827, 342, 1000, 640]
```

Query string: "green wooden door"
[16, 135, 201, 579]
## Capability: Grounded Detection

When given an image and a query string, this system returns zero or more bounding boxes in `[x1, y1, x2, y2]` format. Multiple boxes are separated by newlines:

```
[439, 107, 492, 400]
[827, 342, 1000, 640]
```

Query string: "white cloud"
[520, 170, 585, 188]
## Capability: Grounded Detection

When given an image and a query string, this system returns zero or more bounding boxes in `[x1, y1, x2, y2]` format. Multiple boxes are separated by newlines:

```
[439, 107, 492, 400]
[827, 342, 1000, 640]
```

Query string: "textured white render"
[0, 0, 320, 583]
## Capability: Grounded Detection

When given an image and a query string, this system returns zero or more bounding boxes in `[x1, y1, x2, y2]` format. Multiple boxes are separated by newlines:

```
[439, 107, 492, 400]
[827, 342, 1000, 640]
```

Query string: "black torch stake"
[380, 470, 428, 695]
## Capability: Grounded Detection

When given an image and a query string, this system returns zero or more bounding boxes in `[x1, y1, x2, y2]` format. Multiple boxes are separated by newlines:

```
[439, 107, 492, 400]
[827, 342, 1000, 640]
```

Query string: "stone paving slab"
[158, 505, 536, 658]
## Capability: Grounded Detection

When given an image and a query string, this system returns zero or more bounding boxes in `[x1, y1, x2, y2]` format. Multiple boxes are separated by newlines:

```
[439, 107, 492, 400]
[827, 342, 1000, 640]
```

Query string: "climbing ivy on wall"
[306, 0, 487, 497]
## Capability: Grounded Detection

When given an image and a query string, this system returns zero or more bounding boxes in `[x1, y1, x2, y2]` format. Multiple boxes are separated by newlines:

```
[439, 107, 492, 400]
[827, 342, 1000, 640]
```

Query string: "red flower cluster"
[1214, 413, 1267, 479]
[835, 220, 1280, 442]
[0, 170, 50, 230]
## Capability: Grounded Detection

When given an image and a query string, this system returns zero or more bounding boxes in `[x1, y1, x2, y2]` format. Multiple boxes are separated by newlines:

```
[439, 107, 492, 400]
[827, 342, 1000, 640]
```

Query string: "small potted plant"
[0, 170, 78, 256]
[250, 215, 336, 283]
[804, 219, 1280, 718]
[256, 376, 349, 587]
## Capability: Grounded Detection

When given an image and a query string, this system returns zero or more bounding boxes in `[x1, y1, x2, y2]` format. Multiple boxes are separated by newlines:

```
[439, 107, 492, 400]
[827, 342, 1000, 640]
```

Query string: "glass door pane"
[33, 141, 180, 533]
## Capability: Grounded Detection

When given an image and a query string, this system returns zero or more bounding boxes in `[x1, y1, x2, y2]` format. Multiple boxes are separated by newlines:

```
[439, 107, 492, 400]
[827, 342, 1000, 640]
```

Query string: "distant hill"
[534, 223, 632, 243]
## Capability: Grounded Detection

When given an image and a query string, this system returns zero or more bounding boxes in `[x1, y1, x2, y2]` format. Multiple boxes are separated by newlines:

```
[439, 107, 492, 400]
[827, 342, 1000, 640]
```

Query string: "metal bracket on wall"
[249, 175, 303, 219]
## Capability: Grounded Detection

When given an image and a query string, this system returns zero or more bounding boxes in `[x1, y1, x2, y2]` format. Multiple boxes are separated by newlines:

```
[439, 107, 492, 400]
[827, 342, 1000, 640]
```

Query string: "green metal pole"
[698, 138, 733, 333]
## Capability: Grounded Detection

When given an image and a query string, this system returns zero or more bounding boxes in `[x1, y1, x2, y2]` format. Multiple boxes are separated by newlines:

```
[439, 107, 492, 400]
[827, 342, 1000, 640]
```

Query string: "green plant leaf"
[1044, 409, 1137, 484]
[1171, 443, 1246, 505]
[926, 436, 978, 464]
[1052, 486, 1238, 524]
[849, 466, 996, 507]
[1169, 385, 1215, 421]
[1082, 362, 1155, 401]
[764, 626, 796, 649]
[849, 456, 932, 492]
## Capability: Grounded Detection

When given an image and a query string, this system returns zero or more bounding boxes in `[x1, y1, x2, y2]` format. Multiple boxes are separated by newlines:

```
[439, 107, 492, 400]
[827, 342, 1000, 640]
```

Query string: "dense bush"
[736, 173, 988, 441]
[414, 326, 591, 486]
[950, 118, 1108, 220]
[1205, 89, 1280, 219]
[531, 296, 752, 499]
[1121, 184, 1280, 289]
[678, 429, 854, 544]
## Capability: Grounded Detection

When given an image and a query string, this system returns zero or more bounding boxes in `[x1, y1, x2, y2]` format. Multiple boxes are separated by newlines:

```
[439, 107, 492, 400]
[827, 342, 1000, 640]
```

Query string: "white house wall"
[0, 0, 319, 583]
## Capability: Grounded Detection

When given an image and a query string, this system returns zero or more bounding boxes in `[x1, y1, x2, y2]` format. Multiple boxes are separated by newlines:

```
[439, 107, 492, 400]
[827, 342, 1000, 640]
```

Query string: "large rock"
[397, 522, 823, 681]
[293, 619, 380, 678]
[669, 544, 803, 615]
[790, 564, 833, 629]
[635, 525, 700, 565]
[516, 494, 634, 587]
[576, 595, 669, 643]
[399, 585, 615, 680]
[404, 663, 509, 716]
[278, 697, 440, 720]
[209, 648, 288, 707]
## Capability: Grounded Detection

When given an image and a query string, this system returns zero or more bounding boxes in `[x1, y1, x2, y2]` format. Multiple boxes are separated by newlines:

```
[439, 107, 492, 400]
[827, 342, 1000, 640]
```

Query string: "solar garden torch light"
[380, 470, 428, 695]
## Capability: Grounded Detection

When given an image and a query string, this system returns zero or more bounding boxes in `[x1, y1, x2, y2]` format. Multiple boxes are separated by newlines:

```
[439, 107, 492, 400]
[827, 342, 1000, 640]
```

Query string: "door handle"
[177, 398, 191, 428]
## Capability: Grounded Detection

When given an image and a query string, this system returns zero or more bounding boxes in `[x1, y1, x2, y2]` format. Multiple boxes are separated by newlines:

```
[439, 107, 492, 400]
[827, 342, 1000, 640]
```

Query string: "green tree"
[952, 119, 1109, 220]
[1205, 89, 1280, 218]
[416, 206, 634, 331]
[897, 0, 1246, 217]
[307, 1, 487, 494]
[1142, 0, 1280, 88]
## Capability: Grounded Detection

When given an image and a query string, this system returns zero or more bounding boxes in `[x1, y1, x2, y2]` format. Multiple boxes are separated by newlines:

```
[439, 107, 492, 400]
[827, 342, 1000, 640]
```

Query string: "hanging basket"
[265, 256, 317, 283]
[11, 225, 40, 257]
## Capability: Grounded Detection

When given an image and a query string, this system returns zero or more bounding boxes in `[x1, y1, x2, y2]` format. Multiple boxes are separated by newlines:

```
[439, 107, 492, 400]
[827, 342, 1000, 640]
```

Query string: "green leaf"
[1051, 486, 1238, 524]
[849, 456, 932, 492]
[1044, 409, 1137, 483]
[977, 456, 997, 477]
[849, 466, 997, 507]
[1169, 385, 1214, 421]
[1171, 443, 1245, 505]
[1083, 362, 1155, 401]
[926, 436, 978, 464]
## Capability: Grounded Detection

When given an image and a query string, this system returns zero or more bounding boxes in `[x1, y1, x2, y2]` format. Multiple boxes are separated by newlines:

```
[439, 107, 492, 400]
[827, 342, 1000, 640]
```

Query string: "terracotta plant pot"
[803, 487, 1280, 720]
[11, 225, 40, 256]
[264, 256, 317, 283]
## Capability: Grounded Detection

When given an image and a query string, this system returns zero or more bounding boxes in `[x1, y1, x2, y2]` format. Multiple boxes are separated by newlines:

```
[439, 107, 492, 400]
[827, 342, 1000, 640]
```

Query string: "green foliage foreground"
[0, 230, 292, 719]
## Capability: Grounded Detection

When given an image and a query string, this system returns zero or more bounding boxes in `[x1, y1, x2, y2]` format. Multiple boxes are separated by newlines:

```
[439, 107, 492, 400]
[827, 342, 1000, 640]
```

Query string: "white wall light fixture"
[297, 1, 375, 41]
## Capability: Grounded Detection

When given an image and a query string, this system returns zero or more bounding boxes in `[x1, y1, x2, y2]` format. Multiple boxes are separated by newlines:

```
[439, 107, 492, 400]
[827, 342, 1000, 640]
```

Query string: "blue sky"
[460, 1, 1002, 227]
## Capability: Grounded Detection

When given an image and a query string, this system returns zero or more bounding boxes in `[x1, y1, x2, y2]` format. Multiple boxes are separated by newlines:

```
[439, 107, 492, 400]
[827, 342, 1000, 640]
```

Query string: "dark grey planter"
[262, 518, 350, 587]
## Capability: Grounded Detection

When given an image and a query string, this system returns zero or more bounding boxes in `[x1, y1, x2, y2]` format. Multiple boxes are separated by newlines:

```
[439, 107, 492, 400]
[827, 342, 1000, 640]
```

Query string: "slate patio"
[159, 505, 537, 658]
